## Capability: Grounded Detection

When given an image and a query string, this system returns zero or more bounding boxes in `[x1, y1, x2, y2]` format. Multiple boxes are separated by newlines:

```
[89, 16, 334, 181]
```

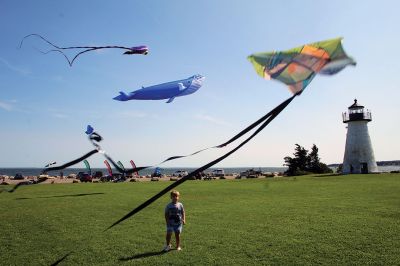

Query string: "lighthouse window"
[350, 109, 363, 114]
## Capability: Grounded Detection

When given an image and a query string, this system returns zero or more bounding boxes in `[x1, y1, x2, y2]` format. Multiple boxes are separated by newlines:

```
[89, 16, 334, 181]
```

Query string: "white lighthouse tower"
[342, 99, 379, 174]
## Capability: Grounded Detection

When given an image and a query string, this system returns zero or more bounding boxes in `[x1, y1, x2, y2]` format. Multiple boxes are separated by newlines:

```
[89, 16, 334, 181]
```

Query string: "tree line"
[284, 144, 333, 176]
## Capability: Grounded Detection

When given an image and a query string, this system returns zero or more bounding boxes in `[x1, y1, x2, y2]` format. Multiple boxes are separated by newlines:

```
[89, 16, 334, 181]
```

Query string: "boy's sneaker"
[176, 247, 182, 251]
[163, 245, 171, 252]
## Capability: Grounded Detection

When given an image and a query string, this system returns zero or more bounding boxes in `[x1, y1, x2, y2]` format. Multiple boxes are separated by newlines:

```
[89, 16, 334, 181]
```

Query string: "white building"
[342, 99, 379, 174]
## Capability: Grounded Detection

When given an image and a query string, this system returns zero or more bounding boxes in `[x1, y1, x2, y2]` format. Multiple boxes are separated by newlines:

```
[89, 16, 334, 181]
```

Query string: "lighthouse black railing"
[342, 110, 372, 122]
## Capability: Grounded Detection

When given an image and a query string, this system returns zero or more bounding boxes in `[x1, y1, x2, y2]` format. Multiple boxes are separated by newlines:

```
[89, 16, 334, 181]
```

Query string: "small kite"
[130, 160, 139, 176]
[113, 74, 205, 103]
[19, 33, 149, 66]
[44, 161, 56, 168]
[247, 37, 356, 94]
[85, 125, 94, 135]
[117, 161, 126, 172]
[83, 160, 91, 176]
[104, 160, 113, 177]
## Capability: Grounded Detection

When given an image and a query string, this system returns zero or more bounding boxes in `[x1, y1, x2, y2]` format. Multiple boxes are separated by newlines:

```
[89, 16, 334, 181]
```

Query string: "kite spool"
[342, 99, 378, 174]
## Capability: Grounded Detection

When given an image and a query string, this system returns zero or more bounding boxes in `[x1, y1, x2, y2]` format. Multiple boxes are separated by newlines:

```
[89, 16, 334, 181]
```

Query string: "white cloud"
[195, 114, 231, 126]
[0, 57, 31, 75]
[0, 101, 13, 111]
[52, 113, 68, 119]
[45, 108, 69, 119]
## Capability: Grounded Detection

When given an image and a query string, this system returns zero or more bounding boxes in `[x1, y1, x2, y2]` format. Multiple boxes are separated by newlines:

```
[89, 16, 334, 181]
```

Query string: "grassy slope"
[1, 174, 399, 265]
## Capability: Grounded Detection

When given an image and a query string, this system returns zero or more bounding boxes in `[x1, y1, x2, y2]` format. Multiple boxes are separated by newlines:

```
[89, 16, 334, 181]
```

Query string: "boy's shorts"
[167, 224, 182, 233]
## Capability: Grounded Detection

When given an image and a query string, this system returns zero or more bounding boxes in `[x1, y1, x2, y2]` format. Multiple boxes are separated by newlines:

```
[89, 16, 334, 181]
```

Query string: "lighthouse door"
[361, 163, 368, 174]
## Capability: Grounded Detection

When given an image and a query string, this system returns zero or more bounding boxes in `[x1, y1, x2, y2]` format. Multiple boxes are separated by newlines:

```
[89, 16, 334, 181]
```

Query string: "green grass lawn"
[1, 174, 399, 265]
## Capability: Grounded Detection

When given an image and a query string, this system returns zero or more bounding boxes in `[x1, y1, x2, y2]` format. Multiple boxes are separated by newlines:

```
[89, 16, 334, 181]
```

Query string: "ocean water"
[0, 167, 288, 177]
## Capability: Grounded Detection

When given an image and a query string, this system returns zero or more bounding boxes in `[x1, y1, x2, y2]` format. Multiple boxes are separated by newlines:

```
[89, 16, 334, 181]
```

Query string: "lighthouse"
[342, 99, 379, 174]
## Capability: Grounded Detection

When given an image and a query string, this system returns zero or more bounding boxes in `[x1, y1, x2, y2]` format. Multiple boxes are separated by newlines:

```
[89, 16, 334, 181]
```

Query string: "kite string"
[36, 48, 74, 66]
[43, 149, 99, 173]
[19, 33, 63, 50]
[39, 94, 297, 185]
[156, 100, 284, 164]
[106, 93, 297, 229]
[87, 94, 298, 175]
[2, 149, 99, 193]
[48, 94, 296, 264]
[89, 110, 270, 174]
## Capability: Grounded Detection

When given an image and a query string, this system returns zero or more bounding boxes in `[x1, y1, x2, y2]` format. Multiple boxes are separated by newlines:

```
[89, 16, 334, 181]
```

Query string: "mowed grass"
[1, 174, 399, 265]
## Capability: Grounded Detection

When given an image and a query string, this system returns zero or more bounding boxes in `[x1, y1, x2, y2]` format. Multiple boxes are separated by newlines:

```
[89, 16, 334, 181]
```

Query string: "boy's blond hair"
[170, 190, 180, 197]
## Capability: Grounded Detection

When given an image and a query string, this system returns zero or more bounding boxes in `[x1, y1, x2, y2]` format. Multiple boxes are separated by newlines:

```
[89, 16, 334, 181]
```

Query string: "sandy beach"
[0, 172, 281, 186]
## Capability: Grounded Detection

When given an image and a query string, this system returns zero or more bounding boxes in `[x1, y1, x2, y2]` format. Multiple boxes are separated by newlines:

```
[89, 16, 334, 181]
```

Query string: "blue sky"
[1, 0, 399, 168]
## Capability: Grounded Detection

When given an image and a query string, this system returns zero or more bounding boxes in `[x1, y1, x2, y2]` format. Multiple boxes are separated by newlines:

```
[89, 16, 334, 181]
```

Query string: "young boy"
[164, 190, 186, 251]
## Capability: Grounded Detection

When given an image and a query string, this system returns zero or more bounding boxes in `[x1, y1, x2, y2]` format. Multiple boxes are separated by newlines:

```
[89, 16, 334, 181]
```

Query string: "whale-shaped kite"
[113, 74, 205, 103]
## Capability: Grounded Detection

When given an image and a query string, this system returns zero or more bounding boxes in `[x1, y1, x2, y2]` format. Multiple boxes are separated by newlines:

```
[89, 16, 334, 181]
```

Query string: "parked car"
[211, 169, 225, 177]
[151, 167, 162, 177]
[172, 170, 188, 177]
[13, 173, 24, 180]
[239, 168, 262, 178]
[77, 172, 92, 182]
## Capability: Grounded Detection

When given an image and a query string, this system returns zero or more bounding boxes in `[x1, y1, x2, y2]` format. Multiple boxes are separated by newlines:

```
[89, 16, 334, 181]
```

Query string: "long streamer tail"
[43, 149, 99, 173]
[41, 94, 297, 187]
[106, 93, 297, 230]
[19, 33, 134, 66]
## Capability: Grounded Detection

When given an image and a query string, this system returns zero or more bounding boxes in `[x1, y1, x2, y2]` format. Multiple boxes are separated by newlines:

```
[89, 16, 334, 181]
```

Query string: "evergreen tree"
[284, 144, 310, 176]
[308, 144, 320, 172]
[283, 155, 298, 176]
[284, 144, 333, 176]
[294, 144, 309, 170]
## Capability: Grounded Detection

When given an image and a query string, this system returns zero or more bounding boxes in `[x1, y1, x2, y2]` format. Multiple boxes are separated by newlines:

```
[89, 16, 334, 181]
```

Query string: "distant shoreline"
[0, 167, 288, 177]
[2, 164, 399, 177]
[328, 160, 400, 167]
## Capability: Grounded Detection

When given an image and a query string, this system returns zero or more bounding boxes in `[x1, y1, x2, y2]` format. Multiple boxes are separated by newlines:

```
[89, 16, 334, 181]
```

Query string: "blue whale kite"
[113, 74, 205, 103]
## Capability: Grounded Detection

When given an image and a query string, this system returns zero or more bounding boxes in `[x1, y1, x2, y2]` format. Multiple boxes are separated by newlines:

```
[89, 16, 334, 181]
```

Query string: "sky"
[1, 0, 399, 168]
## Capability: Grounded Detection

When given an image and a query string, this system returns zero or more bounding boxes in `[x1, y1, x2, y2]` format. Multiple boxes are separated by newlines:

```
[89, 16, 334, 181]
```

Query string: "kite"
[83, 160, 91, 176]
[113, 75, 205, 103]
[104, 160, 113, 177]
[247, 37, 356, 94]
[85, 125, 94, 135]
[44, 161, 56, 168]
[130, 160, 139, 176]
[42, 38, 355, 231]
[19, 33, 149, 66]
[117, 161, 126, 172]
